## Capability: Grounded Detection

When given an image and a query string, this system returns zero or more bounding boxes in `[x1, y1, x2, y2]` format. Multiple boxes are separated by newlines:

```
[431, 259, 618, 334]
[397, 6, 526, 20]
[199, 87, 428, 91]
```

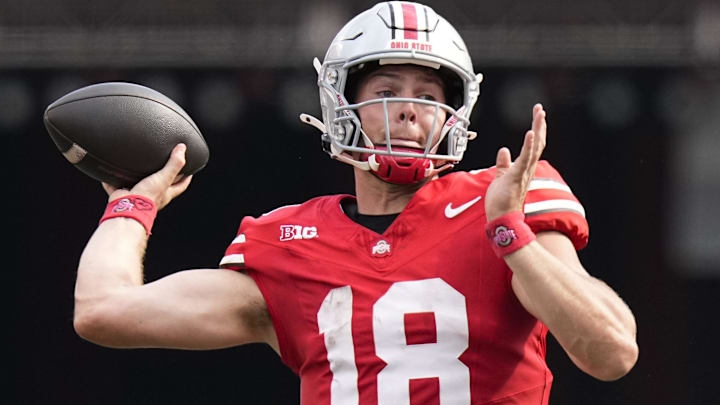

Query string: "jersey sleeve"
[215, 203, 321, 373]
[524, 160, 589, 250]
[218, 203, 303, 270]
[219, 221, 248, 270]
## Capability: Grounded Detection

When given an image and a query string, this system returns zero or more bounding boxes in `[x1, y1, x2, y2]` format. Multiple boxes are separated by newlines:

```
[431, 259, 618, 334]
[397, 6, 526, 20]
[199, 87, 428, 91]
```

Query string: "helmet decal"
[381, 2, 437, 42]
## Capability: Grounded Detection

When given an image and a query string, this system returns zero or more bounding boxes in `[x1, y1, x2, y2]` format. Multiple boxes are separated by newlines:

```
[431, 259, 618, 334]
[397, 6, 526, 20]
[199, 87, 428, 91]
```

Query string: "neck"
[353, 168, 429, 215]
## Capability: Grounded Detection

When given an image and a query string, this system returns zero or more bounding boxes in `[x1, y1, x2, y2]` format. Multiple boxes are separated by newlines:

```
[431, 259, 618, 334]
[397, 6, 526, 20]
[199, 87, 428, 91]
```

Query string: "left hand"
[485, 103, 547, 222]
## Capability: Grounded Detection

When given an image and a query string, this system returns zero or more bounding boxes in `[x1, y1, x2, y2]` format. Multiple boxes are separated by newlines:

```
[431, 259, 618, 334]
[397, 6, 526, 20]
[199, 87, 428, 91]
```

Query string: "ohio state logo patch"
[112, 198, 134, 213]
[371, 239, 391, 257]
[111, 196, 154, 213]
[491, 225, 517, 247]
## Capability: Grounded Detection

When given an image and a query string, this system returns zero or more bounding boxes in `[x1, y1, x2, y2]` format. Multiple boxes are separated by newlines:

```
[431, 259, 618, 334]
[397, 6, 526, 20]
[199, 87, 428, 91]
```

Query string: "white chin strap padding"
[367, 154, 380, 171]
[426, 162, 454, 178]
[424, 160, 435, 177]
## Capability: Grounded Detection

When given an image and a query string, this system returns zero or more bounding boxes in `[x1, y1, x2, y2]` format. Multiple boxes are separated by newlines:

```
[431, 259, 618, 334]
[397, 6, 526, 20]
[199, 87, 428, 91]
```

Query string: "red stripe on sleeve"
[402, 3, 418, 39]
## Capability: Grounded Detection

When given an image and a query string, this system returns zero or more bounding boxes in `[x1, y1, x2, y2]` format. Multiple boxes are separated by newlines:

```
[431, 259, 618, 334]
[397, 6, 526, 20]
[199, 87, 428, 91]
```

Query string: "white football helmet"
[301, 1, 483, 184]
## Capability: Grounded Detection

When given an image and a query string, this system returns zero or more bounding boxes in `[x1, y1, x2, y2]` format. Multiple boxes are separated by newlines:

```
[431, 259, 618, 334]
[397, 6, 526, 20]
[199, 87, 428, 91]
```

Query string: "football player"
[73, 2, 638, 404]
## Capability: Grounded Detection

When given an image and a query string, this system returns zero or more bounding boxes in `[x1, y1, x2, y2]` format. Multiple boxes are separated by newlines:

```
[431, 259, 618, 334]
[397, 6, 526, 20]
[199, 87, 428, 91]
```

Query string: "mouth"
[384, 139, 425, 150]
[376, 144, 425, 153]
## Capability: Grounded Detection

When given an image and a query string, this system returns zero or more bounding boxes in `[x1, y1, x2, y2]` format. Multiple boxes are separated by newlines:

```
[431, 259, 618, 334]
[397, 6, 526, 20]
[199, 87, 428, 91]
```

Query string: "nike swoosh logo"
[445, 195, 483, 219]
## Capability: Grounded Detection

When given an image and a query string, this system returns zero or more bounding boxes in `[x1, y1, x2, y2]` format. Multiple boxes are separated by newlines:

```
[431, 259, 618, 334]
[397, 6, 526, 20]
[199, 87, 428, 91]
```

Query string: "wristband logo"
[491, 226, 517, 247]
[133, 198, 154, 210]
[112, 198, 134, 213]
[111, 197, 154, 213]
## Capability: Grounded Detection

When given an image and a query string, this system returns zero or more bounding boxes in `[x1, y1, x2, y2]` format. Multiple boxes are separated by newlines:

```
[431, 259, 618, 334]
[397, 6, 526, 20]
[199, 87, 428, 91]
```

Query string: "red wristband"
[99, 195, 157, 235]
[485, 211, 536, 258]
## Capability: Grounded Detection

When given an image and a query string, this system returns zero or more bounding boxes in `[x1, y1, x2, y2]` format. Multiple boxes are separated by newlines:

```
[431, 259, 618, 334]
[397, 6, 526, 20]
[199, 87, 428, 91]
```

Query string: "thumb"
[495, 147, 512, 175]
[157, 144, 187, 185]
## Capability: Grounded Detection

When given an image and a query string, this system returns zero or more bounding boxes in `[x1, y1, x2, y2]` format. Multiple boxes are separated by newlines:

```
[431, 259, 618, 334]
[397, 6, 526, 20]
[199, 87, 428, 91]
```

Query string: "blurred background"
[7, 0, 719, 403]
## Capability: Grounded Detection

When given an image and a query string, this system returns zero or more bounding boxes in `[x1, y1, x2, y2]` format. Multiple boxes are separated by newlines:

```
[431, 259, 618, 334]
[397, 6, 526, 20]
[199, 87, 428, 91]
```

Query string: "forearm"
[75, 218, 147, 313]
[507, 238, 638, 380]
[73, 218, 276, 350]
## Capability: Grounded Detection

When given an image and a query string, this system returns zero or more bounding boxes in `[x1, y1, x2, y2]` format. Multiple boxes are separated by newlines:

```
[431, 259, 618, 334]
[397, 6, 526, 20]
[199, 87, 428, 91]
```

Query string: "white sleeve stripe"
[231, 234, 246, 244]
[262, 204, 300, 217]
[524, 200, 586, 218]
[219, 253, 245, 268]
[528, 178, 572, 193]
[469, 167, 490, 175]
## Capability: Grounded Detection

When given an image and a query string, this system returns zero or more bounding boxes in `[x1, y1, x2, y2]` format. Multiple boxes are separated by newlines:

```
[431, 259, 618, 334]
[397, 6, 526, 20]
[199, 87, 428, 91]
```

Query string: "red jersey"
[220, 161, 588, 405]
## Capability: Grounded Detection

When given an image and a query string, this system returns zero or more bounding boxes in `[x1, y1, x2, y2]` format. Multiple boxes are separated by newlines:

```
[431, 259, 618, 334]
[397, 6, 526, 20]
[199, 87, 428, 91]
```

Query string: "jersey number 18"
[317, 278, 471, 404]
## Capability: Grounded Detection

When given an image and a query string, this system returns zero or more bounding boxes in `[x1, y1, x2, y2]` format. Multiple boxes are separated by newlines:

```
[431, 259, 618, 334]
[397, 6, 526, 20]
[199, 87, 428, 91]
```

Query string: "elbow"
[73, 294, 121, 346]
[590, 337, 639, 381]
[73, 304, 107, 344]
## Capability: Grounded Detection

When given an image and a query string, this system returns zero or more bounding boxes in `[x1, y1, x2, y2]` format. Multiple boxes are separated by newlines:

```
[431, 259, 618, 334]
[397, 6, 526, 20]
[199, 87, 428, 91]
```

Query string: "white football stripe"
[62, 143, 87, 164]
[524, 199, 586, 218]
[219, 253, 245, 268]
[528, 178, 572, 193]
[231, 234, 246, 244]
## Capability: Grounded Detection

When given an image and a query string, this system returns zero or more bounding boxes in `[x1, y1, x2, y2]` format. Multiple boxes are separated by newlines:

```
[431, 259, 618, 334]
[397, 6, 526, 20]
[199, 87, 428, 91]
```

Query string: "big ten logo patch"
[279, 225, 319, 241]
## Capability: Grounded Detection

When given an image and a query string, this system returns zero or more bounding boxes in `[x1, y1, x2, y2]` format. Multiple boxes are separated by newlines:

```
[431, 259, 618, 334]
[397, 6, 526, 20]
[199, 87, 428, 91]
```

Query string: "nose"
[396, 101, 417, 124]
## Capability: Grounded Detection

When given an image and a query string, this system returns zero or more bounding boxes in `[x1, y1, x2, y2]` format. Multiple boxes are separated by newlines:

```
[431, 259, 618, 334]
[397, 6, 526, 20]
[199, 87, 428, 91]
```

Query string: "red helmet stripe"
[401, 3, 419, 39]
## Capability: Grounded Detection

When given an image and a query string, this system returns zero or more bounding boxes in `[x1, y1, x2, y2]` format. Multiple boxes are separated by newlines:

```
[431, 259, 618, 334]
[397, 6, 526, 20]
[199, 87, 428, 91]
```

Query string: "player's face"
[355, 65, 447, 152]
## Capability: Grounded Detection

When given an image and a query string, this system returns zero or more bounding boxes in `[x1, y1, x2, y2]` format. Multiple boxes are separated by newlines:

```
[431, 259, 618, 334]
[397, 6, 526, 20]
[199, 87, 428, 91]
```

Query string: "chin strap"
[365, 147, 454, 184]
[367, 152, 431, 184]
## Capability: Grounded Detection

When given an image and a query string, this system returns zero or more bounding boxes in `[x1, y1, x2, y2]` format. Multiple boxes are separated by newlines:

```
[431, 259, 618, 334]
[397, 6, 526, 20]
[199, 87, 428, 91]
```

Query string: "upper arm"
[75, 268, 278, 351]
[509, 231, 639, 379]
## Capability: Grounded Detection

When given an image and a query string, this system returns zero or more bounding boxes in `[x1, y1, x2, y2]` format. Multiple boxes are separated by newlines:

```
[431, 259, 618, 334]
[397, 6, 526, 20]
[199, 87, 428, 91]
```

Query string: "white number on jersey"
[317, 285, 360, 405]
[317, 278, 471, 404]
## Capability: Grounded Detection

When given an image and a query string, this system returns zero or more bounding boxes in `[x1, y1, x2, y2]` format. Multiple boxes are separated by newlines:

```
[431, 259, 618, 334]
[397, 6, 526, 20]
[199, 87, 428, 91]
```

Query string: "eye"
[418, 94, 437, 101]
[377, 90, 393, 98]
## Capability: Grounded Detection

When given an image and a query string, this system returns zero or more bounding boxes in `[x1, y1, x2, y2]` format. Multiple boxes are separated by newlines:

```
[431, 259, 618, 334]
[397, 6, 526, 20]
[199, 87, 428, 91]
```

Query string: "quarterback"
[73, 2, 638, 404]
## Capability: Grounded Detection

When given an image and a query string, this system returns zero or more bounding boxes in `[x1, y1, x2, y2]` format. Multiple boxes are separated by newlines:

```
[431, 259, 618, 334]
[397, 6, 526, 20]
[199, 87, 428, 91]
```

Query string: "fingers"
[102, 182, 116, 196]
[157, 144, 187, 187]
[168, 175, 193, 201]
[517, 104, 546, 169]
[495, 104, 546, 183]
[127, 143, 188, 205]
[495, 147, 512, 171]
[531, 104, 547, 154]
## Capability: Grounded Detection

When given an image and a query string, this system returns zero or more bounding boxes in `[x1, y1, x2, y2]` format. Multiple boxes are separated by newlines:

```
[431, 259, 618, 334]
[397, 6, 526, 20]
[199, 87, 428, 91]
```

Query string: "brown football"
[44, 82, 209, 188]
